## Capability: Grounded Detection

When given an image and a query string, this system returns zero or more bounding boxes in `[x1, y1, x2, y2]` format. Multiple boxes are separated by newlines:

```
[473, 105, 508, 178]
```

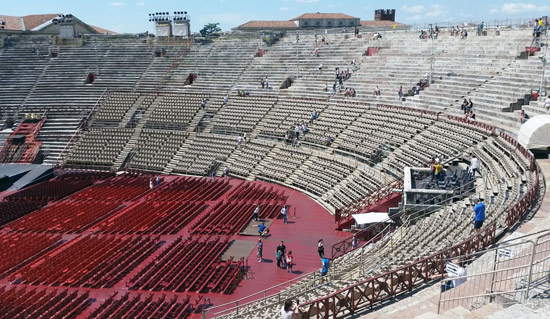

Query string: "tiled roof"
[291, 13, 358, 20]
[90, 25, 117, 35]
[237, 20, 298, 29]
[23, 14, 59, 30]
[360, 20, 406, 28]
[0, 13, 116, 34]
[0, 15, 25, 31]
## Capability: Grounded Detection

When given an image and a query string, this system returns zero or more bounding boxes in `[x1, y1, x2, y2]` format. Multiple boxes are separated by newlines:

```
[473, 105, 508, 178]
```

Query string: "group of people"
[260, 77, 270, 89]
[460, 98, 474, 113]
[373, 86, 382, 97]
[419, 26, 439, 40]
[236, 133, 247, 145]
[413, 78, 430, 95]
[335, 67, 352, 82]
[284, 111, 321, 147]
[449, 25, 469, 39]
[148, 176, 162, 189]
[324, 67, 355, 97]
[460, 98, 476, 120]
[274, 241, 294, 272]
[236, 90, 250, 97]
[344, 87, 357, 97]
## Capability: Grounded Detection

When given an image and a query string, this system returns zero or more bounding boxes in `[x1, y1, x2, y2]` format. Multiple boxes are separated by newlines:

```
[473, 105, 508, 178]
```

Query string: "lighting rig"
[148, 11, 191, 37]
[52, 14, 74, 25]
[148, 11, 190, 23]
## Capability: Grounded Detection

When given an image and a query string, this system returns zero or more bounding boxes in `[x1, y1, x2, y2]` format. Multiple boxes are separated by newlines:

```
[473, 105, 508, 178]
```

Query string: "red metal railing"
[331, 222, 396, 259]
[299, 223, 498, 318]
[335, 179, 403, 230]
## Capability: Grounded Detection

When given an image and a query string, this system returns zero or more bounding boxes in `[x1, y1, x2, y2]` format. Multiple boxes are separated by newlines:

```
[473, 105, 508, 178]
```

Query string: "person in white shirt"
[452, 265, 467, 288]
[280, 300, 295, 319]
[469, 155, 480, 177]
[280, 205, 288, 224]
[252, 205, 260, 221]
[544, 96, 550, 111]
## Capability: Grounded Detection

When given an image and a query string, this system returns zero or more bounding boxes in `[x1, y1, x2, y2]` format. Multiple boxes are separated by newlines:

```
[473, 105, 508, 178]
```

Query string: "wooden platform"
[239, 219, 273, 236]
[222, 240, 257, 261]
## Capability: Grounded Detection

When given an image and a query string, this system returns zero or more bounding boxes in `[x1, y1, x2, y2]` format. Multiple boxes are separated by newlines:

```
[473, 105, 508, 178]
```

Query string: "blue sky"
[1, 1, 549, 33]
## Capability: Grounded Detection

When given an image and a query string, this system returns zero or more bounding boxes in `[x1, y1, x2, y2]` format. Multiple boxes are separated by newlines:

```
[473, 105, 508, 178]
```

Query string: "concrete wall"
[40, 22, 96, 36]
[298, 18, 360, 28]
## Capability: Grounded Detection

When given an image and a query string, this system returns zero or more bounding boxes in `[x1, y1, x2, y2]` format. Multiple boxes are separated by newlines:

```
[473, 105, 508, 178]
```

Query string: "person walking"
[473, 198, 486, 231]
[257, 239, 263, 262]
[317, 239, 325, 258]
[276, 241, 286, 268]
[280, 205, 288, 224]
[351, 235, 358, 250]
[469, 155, 480, 178]
[320, 257, 330, 276]
[252, 205, 260, 221]
[286, 251, 294, 273]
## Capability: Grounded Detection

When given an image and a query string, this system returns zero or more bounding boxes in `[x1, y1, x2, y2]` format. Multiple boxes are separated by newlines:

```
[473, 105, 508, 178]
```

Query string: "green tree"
[200, 23, 222, 38]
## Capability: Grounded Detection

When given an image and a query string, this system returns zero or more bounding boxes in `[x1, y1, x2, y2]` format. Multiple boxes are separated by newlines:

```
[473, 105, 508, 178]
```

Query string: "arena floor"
[0, 173, 349, 318]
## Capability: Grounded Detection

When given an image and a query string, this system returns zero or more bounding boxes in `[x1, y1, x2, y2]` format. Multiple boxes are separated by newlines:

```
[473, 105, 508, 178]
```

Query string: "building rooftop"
[360, 20, 406, 28]
[291, 12, 358, 20]
[0, 13, 116, 34]
[236, 20, 298, 30]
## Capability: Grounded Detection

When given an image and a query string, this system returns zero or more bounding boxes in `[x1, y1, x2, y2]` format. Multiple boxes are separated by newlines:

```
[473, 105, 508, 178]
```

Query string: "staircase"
[39, 116, 84, 165]
[120, 95, 148, 128]
[164, 132, 196, 173]
[112, 97, 158, 170]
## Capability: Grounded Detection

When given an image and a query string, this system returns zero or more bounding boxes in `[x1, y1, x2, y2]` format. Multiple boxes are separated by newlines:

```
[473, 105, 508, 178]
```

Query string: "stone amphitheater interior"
[0, 7, 549, 319]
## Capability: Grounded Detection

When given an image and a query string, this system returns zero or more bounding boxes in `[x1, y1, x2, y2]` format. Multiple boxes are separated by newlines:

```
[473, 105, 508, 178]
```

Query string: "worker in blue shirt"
[320, 258, 330, 276]
[473, 198, 486, 231]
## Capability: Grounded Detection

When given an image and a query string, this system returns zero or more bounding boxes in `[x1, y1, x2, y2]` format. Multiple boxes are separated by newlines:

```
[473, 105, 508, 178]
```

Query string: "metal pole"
[524, 241, 539, 301]
[489, 247, 499, 303]
[360, 248, 364, 276]
[429, 37, 434, 84]
[539, 31, 548, 96]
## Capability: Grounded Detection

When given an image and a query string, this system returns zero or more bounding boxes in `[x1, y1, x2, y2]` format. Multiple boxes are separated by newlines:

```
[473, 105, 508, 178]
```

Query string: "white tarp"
[518, 115, 550, 149]
[352, 212, 391, 225]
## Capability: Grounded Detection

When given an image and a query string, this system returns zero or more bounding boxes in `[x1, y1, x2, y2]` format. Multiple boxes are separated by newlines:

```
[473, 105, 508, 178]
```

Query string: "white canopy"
[518, 115, 550, 149]
[352, 212, 392, 225]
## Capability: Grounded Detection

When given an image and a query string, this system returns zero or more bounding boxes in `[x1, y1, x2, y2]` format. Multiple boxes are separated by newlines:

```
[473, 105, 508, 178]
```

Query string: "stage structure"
[148, 11, 191, 38]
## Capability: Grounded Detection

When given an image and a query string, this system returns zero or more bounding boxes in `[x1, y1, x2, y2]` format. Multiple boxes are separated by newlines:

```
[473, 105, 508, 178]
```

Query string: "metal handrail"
[56, 88, 109, 167]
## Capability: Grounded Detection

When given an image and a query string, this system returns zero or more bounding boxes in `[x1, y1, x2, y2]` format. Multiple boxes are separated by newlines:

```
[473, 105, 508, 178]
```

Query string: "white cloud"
[136, 1, 145, 6]
[111, 2, 126, 7]
[401, 4, 448, 21]
[501, 3, 537, 13]
[402, 5, 425, 14]
[280, 7, 290, 11]
[498, 3, 550, 14]
[426, 4, 446, 18]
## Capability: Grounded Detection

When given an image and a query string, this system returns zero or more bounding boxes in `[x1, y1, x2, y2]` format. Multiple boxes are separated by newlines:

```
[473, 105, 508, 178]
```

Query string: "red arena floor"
[0, 172, 349, 318]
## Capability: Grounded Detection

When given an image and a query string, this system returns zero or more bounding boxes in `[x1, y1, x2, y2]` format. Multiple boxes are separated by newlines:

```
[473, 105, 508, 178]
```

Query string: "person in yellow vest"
[434, 162, 443, 181]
